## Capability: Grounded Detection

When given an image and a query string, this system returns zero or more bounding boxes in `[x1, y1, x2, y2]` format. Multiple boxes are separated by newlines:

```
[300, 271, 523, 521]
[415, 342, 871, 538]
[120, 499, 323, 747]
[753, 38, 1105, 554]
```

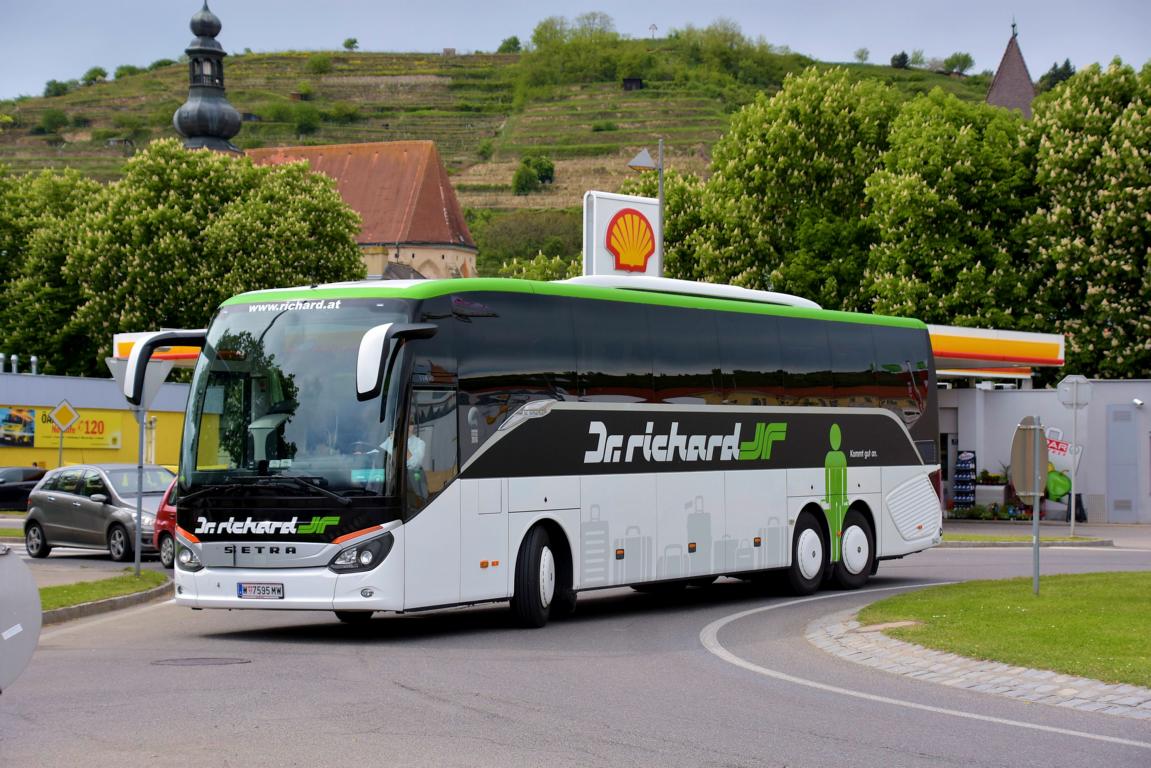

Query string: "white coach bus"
[125, 276, 942, 627]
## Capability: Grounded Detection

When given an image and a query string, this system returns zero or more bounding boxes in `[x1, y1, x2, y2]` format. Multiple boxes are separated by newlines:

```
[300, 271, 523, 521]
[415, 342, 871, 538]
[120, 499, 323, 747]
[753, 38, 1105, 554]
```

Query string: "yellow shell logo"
[605, 208, 655, 273]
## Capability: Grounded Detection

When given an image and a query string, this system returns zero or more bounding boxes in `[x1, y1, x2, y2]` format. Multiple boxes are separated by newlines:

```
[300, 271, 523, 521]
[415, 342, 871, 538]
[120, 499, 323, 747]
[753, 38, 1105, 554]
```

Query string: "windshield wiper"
[177, 481, 254, 504]
[259, 475, 351, 506]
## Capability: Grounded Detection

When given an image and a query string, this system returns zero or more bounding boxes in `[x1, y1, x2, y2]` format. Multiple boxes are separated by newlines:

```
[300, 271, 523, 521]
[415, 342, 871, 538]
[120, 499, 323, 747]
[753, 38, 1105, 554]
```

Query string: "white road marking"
[699, 585, 1151, 752]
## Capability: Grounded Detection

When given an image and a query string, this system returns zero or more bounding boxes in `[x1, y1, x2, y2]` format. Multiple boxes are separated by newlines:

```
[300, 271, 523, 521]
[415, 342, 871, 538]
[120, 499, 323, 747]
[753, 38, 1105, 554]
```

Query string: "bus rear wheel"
[785, 513, 825, 595]
[832, 510, 874, 590]
[510, 526, 556, 628]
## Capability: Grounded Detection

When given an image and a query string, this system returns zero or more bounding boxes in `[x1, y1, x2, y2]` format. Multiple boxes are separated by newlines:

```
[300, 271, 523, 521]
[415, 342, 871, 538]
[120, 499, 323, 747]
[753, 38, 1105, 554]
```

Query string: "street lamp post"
[627, 138, 664, 274]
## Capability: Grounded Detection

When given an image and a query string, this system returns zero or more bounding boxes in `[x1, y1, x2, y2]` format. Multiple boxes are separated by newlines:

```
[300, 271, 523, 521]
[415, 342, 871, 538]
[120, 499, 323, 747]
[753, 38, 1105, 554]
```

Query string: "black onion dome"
[190, 3, 222, 38]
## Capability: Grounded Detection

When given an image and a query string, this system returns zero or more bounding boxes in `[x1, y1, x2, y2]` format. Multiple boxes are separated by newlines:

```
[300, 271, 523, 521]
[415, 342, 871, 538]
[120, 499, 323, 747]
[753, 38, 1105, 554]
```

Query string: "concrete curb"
[42, 580, 173, 625]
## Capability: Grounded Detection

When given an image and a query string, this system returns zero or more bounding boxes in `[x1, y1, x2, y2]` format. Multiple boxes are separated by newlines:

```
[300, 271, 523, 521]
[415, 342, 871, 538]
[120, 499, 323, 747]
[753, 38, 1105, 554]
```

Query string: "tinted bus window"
[777, 316, 832, 406]
[872, 324, 932, 429]
[650, 305, 720, 404]
[573, 298, 653, 402]
[716, 310, 784, 405]
[829, 321, 878, 408]
[456, 293, 576, 460]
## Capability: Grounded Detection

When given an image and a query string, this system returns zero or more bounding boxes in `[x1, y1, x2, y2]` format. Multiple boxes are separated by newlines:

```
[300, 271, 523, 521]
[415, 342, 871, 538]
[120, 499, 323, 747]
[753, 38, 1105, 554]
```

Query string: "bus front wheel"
[786, 513, 825, 595]
[833, 510, 874, 590]
[510, 526, 555, 628]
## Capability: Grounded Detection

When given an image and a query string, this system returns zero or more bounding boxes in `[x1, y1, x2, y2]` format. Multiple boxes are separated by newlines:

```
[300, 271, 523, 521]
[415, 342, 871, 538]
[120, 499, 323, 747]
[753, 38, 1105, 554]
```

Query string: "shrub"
[38, 109, 70, 134]
[295, 81, 315, 101]
[591, 120, 618, 132]
[325, 102, 361, 123]
[71, 114, 92, 128]
[148, 58, 177, 71]
[294, 103, 321, 134]
[477, 139, 494, 161]
[522, 154, 555, 184]
[512, 163, 540, 195]
[306, 54, 332, 75]
[43, 80, 73, 98]
[890, 51, 909, 69]
[81, 67, 108, 86]
[115, 65, 144, 80]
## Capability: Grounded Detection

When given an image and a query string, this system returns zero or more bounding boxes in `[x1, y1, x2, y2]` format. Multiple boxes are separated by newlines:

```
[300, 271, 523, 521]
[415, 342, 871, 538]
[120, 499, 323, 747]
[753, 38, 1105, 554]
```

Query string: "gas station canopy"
[928, 324, 1064, 380]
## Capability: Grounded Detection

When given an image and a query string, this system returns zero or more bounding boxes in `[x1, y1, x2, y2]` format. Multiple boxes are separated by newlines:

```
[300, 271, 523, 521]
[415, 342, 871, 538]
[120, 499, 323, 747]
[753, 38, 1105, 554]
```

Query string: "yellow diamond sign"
[49, 400, 80, 433]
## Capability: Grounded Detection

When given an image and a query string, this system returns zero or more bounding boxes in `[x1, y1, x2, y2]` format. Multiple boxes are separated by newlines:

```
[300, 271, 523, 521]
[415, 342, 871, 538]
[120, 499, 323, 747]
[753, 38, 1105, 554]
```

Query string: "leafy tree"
[512, 163, 540, 195]
[2, 140, 364, 375]
[497, 36, 522, 54]
[678, 67, 900, 309]
[909, 49, 926, 68]
[0, 169, 103, 368]
[306, 54, 332, 74]
[865, 89, 1034, 327]
[854, 48, 870, 64]
[497, 252, 579, 280]
[942, 52, 975, 75]
[343, 38, 358, 52]
[0, 114, 11, 134]
[890, 51, 909, 69]
[1036, 59, 1076, 93]
[469, 209, 581, 275]
[148, 59, 177, 70]
[43, 80, 73, 98]
[294, 103, 322, 134]
[37, 109, 70, 134]
[1024, 60, 1151, 378]
[619, 168, 706, 281]
[81, 66, 108, 86]
[114, 64, 143, 79]
[522, 154, 554, 184]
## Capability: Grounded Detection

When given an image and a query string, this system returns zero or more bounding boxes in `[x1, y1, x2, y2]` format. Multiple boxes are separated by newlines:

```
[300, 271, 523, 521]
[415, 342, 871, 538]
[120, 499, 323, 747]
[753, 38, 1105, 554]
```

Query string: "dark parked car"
[0, 466, 46, 510]
[154, 479, 177, 569]
[24, 463, 175, 561]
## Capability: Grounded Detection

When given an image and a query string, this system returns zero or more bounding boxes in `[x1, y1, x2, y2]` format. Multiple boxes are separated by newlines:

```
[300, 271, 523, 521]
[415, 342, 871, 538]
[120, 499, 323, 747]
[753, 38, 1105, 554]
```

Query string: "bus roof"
[221, 278, 926, 330]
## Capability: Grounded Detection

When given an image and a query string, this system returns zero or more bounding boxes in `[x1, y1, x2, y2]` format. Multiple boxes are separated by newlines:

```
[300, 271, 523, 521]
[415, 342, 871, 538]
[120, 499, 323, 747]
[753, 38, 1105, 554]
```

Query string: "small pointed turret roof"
[987, 26, 1036, 119]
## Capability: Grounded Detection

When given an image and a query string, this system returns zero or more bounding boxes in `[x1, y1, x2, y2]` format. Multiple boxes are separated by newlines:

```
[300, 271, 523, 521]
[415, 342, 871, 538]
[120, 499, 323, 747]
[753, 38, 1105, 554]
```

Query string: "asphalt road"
[2, 546, 1149, 767]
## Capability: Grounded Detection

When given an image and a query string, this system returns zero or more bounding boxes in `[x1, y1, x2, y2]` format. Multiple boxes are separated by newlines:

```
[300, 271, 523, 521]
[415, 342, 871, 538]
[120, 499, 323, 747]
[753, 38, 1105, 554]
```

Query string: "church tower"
[986, 23, 1036, 119]
[173, 2, 242, 151]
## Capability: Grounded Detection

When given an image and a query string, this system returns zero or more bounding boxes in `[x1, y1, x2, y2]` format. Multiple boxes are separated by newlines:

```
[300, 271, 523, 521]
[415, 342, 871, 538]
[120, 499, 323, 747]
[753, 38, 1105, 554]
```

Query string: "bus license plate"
[238, 582, 284, 599]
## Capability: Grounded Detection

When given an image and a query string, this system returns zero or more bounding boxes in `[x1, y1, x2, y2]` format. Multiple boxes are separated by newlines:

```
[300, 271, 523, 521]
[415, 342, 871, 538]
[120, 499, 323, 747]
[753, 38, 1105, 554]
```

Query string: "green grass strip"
[945, 533, 1101, 543]
[0, 527, 22, 538]
[859, 572, 1151, 688]
[39, 569, 169, 612]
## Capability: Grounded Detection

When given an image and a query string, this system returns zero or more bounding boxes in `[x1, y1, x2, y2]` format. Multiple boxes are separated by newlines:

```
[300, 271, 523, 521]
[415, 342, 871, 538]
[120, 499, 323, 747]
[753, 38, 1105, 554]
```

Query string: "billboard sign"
[583, 191, 661, 277]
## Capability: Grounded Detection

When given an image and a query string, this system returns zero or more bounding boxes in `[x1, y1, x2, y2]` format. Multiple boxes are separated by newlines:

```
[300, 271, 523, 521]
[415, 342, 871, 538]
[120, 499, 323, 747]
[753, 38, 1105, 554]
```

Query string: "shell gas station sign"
[583, 191, 662, 277]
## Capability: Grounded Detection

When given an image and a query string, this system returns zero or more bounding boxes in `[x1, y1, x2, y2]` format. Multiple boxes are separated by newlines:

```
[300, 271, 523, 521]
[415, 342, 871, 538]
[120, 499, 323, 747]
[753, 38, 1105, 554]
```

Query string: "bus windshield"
[180, 297, 415, 499]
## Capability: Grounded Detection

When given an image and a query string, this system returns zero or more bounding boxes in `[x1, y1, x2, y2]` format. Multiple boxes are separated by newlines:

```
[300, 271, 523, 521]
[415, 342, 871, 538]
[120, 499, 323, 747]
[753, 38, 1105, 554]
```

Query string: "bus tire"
[108, 524, 133, 563]
[510, 526, 555, 628]
[833, 510, 874, 590]
[25, 522, 51, 558]
[785, 513, 825, 595]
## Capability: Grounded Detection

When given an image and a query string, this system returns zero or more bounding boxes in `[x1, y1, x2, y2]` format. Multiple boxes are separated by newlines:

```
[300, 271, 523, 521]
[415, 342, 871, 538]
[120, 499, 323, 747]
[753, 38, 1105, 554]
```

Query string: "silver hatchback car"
[24, 464, 175, 561]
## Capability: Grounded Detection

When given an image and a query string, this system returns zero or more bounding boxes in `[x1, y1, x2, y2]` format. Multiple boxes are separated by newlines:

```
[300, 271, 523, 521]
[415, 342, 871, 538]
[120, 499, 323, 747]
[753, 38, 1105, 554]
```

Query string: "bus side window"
[650, 305, 721, 404]
[407, 388, 458, 512]
[716, 311, 783, 406]
[777, 316, 832, 407]
[573, 298, 654, 403]
[829, 322, 878, 408]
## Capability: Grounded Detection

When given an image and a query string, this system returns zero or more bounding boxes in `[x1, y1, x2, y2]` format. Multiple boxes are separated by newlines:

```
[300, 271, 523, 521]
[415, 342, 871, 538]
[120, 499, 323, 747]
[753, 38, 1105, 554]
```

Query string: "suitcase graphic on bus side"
[613, 525, 652, 584]
[685, 495, 711, 576]
[713, 534, 737, 573]
[734, 539, 755, 571]
[660, 543, 687, 580]
[766, 515, 787, 568]
[581, 504, 610, 587]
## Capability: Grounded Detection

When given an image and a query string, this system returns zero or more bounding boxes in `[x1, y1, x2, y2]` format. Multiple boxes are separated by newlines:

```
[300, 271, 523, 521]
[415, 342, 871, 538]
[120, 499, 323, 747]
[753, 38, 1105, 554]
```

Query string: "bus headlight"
[176, 545, 203, 573]
[328, 532, 394, 573]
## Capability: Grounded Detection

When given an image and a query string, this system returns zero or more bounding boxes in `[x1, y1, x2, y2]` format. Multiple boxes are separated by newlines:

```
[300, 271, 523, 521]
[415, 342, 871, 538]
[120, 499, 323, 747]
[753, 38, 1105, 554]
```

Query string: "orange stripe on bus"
[332, 526, 382, 544]
[176, 526, 200, 543]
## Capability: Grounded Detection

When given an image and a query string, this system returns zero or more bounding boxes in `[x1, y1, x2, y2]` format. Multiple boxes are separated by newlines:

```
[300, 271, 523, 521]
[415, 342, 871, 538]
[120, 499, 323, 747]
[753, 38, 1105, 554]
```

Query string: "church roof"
[246, 141, 476, 250]
[986, 33, 1036, 119]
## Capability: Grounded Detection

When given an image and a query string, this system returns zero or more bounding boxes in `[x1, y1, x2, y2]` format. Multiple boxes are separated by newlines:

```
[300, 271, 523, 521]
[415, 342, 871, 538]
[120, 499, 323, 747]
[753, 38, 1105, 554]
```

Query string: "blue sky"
[5, 0, 1149, 100]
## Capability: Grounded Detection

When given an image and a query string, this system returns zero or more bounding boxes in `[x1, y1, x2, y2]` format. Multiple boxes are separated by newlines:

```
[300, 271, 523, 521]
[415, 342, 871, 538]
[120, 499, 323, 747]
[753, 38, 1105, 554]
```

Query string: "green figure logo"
[824, 424, 848, 562]
[298, 516, 340, 535]
[739, 422, 787, 460]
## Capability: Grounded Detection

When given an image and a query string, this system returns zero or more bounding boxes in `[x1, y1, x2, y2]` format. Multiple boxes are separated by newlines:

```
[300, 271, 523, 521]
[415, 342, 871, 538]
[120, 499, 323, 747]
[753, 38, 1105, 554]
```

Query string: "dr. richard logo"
[194, 515, 340, 535]
[583, 420, 788, 465]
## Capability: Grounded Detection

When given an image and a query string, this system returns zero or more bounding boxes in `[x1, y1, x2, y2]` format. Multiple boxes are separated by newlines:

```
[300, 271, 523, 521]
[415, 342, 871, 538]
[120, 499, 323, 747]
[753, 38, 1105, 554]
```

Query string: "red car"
[154, 479, 177, 568]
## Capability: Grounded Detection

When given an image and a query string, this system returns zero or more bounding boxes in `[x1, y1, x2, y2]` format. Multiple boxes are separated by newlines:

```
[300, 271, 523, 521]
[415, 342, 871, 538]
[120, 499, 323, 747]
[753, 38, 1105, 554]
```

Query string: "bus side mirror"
[356, 323, 437, 401]
[123, 329, 208, 406]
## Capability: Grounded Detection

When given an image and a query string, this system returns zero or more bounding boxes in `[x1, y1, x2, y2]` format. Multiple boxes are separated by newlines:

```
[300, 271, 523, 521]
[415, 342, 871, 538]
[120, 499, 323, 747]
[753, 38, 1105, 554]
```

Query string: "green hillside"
[0, 46, 990, 212]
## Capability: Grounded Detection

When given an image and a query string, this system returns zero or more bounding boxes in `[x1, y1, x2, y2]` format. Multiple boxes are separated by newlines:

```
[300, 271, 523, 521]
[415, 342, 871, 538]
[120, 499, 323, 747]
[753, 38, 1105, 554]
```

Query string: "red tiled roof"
[246, 141, 475, 249]
[987, 34, 1035, 119]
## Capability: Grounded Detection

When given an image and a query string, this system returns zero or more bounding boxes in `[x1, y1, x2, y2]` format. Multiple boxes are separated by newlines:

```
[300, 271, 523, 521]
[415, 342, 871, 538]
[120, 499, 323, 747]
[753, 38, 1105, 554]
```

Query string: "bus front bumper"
[173, 560, 403, 612]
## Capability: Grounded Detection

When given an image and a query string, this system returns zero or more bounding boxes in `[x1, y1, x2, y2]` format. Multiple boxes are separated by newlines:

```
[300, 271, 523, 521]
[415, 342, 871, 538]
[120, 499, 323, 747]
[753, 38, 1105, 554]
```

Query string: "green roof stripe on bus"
[221, 278, 925, 330]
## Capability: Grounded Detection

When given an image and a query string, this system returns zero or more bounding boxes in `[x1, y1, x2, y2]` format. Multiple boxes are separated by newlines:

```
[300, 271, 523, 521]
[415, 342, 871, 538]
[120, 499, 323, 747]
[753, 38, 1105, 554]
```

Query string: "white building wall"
[939, 381, 1151, 523]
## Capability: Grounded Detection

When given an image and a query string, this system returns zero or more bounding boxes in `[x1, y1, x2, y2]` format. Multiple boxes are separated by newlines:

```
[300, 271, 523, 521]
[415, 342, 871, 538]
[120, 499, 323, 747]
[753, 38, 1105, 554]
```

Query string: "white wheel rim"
[796, 528, 823, 581]
[27, 527, 42, 552]
[842, 524, 870, 575]
[538, 546, 556, 608]
[161, 536, 174, 564]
